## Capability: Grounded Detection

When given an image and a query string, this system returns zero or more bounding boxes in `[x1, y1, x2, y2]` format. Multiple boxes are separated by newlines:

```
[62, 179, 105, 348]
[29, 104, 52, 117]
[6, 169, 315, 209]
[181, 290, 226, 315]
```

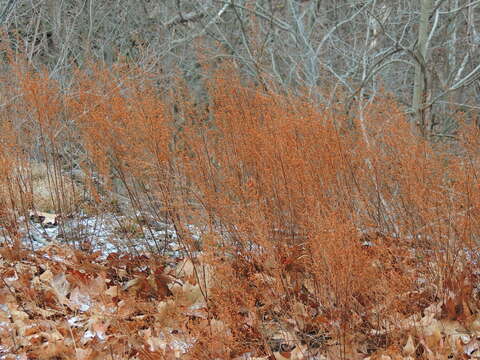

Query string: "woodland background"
[0, 0, 479, 134]
[0, 1, 480, 359]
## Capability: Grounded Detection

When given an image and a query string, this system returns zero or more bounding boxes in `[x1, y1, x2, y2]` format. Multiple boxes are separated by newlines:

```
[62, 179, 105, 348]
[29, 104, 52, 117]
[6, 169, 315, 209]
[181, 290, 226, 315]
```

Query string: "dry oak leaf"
[29, 210, 59, 227]
[402, 335, 415, 356]
[464, 337, 480, 358]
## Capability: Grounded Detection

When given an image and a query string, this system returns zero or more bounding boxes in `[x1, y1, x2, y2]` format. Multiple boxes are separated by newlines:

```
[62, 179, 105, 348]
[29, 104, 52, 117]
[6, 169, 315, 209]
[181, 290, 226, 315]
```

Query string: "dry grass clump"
[18, 160, 83, 214]
[0, 60, 479, 358]
[0, 62, 86, 219]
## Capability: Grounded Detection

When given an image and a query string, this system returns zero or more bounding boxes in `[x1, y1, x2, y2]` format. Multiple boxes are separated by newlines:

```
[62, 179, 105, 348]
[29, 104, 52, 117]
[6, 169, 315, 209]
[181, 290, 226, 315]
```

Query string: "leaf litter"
[2, 219, 480, 358]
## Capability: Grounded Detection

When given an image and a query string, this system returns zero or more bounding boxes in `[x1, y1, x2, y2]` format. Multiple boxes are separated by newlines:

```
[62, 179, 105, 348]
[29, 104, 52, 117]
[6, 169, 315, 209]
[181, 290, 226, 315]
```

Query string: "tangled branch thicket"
[0, 61, 480, 359]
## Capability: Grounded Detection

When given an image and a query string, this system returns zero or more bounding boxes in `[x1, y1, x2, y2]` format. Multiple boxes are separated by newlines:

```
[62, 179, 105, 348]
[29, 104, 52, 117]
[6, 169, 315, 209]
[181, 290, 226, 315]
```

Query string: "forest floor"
[0, 213, 479, 360]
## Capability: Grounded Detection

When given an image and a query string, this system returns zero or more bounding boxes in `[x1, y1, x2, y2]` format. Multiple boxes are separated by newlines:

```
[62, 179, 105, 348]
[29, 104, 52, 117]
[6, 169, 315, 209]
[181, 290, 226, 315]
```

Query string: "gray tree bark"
[412, 0, 433, 135]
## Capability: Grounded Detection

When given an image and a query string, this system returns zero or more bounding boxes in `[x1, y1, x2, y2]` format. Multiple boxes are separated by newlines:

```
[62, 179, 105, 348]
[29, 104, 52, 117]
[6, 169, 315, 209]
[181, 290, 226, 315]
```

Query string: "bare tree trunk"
[412, 0, 433, 135]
